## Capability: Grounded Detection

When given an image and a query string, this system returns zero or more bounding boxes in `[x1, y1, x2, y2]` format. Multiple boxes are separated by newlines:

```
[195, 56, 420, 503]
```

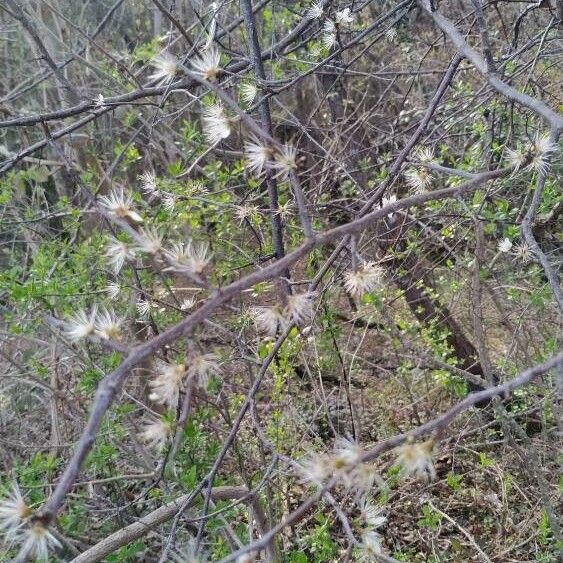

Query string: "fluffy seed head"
[405, 168, 432, 193]
[240, 82, 258, 105]
[65, 306, 97, 341]
[191, 46, 221, 81]
[530, 133, 557, 175]
[414, 146, 434, 163]
[385, 27, 398, 43]
[322, 20, 337, 49]
[137, 227, 164, 254]
[149, 362, 187, 409]
[149, 52, 178, 85]
[164, 240, 212, 274]
[244, 139, 274, 177]
[95, 308, 123, 340]
[284, 292, 314, 326]
[335, 8, 353, 24]
[139, 417, 173, 451]
[253, 305, 286, 337]
[271, 144, 298, 180]
[139, 171, 158, 198]
[106, 238, 136, 273]
[396, 438, 436, 481]
[188, 352, 221, 388]
[512, 242, 533, 264]
[201, 103, 232, 145]
[0, 483, 32, 538]
[305, 1, 324, 19]
[344, 262, 384, 298]
[98, 189, 143, 223]
[498, 238, 512, 253]
[17, 522, 61, 562]
[235, 204, 260, 224]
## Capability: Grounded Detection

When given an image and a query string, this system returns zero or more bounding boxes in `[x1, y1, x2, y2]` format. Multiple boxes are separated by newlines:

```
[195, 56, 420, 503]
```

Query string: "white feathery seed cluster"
[191, 46, 221, 82]
[0, 484, 61, 561]
[344, 262, 384, 298]
[405, 167, 432, 193]
[298, 437, 377, 493]
[239, 82, 258, 106]
[164, 240, 212, 274]
[253, 292, 315, 337]
[65, 306, 123, 341]
[106, 237, 137, 273]
[149, 52, 179, 85]
[98, 188, 143, 223]
[396, 438, 436, 481]
[505, 133, 557, 175]
[305, 1, 324, 19]
[201, 103, 232, 145]
[149, 362, 187, 410]
[139, 417, 173, 451]
[498, 238, 512, 253]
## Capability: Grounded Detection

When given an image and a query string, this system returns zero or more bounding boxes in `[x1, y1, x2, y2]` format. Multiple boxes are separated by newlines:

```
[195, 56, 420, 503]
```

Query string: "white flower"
[137, 227, 164, 254]
[405, 168, 432, 193]
[253, 305, 286, 337]
[16, 523, 61, 562]
[106, 238, 136, 273]
[149, 362, 187, 409]
[271, 144, 298, 180]
[335, 7, 353, 25]
[139, 171, 158, 198]
[322, 20, 337, 49]
[94, 94, 106, 109]
[244, 139, 273, 177]
[0, 483, 31, 538]
[396, 438, 436, 481]
[149, 52, 178, 86]
[187, 352, 221, 388]
[498, 238, 512, 253]
[201, 103, 231, 145]
[379, 194, 397, 219]
[344, 262, 384, 298]
[95, 308, 123, 340]
[284, 292, 314, 326]
[66, 306, 97, 341]
[139, 417, 173, 451]
[306, 0, 324, 19]
[105, 282, 121, 300]
[530, 133, 557, 175]
[191, 46, 221, 81]
[164, 240, 212, 274]
[240, 82, 258, 106]
[414, 146, 434, 163]
[98, 189, 143, 223]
